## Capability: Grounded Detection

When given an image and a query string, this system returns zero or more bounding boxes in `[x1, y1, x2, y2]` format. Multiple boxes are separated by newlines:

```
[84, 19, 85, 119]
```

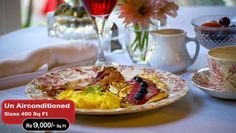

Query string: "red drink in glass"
[81, 0, 117, 65]
[81, 0, 117, 17]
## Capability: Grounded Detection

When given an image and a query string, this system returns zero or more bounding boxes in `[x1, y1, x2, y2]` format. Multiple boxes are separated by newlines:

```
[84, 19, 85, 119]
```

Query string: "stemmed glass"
[81, 0, 118, 65]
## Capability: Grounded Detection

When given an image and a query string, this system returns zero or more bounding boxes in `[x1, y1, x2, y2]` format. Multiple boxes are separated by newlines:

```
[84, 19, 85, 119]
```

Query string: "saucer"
[191, 68, 236, 100]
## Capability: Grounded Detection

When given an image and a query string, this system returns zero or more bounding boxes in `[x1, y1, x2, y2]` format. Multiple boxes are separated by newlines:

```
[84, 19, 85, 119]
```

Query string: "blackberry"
[133, 76, 143, 83]
[134, 93, 144, 100]
[140, 81, 148, 88]
[139, 87, 148, 94]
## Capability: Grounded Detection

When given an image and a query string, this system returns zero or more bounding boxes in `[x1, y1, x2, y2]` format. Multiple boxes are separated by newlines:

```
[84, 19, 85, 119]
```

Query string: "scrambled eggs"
[57, 87, 121, 109]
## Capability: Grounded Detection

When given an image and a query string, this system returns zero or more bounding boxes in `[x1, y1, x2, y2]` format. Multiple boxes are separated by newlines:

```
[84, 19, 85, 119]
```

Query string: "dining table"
[0, 6, 236, 133]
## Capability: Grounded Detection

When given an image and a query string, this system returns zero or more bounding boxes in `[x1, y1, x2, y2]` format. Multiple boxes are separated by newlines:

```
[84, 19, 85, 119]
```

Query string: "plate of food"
[25, 65, 188, 115]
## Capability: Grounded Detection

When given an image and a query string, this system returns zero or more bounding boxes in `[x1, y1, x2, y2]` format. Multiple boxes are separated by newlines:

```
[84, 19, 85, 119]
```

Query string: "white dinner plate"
[26, 65, 188, 115]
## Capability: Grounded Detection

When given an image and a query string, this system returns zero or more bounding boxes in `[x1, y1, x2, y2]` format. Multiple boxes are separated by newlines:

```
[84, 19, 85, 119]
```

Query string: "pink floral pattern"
[208, 58, 236, 88]
[229, 64, 236, 74]
[208, 58, 224, 82]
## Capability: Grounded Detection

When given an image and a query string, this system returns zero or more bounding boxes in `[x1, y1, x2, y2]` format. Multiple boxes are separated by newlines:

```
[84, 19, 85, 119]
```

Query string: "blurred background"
[0, 0, 236, 35]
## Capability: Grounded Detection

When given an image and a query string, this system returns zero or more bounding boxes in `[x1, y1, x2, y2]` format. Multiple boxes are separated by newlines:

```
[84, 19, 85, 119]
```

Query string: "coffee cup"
[208, 46, 236, 91]
[150, 29, 200, 73]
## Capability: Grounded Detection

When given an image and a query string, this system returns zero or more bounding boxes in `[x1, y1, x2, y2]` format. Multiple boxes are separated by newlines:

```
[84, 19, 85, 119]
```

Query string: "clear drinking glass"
[81, 0, 118, 65]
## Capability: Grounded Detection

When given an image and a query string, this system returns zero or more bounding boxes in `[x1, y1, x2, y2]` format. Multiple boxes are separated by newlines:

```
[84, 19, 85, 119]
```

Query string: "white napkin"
[0, 41, 97, 89]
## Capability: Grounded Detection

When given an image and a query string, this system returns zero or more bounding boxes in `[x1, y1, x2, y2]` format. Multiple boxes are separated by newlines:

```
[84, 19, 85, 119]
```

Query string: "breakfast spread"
[37, 67, 168, 109]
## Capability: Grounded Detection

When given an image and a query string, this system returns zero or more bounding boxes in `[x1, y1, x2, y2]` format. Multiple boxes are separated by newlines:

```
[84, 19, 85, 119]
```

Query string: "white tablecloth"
[0, 6, 236, 133]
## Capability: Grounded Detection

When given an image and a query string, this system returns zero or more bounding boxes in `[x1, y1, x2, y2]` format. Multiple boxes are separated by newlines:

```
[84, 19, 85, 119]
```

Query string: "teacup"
[150, 29, 200, 73]
[208, 46, 236, 91]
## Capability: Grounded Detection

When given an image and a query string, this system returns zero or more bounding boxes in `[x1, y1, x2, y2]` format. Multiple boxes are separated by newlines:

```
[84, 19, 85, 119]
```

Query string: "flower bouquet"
[118, 0, 179, 64]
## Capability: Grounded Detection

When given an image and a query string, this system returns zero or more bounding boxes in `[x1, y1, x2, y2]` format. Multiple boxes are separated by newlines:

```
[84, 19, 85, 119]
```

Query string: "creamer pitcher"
[150, 29, 200, 73]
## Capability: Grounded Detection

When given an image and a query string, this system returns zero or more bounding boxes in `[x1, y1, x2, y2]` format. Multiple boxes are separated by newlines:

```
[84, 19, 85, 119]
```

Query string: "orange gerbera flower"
[155, 0, 179, 25]
[118, 0, 179, 27]
[118, 0, 159, 28]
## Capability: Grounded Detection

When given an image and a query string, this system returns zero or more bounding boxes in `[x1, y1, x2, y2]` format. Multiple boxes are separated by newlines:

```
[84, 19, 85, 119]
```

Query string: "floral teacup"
[208, 46, 236, 91]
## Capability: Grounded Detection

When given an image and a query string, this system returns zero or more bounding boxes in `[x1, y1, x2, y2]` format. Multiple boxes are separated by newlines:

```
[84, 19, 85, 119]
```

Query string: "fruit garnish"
[139, 87, 148, 94]
[201, 17, 233, 28]
[134, 93, 144, 100]
[201, 21, 222, 27]
[133, 76, 143, 83]
[219, 17, 230, 27]
[140, 81, 148, 88]
[126, 78, 160, 105]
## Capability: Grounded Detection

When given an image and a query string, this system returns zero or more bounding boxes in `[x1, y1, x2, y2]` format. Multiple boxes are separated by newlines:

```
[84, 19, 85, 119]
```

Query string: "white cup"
[149, 29, 200, 73]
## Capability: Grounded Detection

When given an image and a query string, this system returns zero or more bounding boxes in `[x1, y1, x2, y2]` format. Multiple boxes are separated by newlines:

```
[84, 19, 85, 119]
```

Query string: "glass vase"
[125, 24, 159, 64]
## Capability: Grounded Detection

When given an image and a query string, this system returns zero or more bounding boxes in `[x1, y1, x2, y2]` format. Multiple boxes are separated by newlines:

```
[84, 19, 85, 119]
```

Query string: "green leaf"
[84, 86, 103, 93]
